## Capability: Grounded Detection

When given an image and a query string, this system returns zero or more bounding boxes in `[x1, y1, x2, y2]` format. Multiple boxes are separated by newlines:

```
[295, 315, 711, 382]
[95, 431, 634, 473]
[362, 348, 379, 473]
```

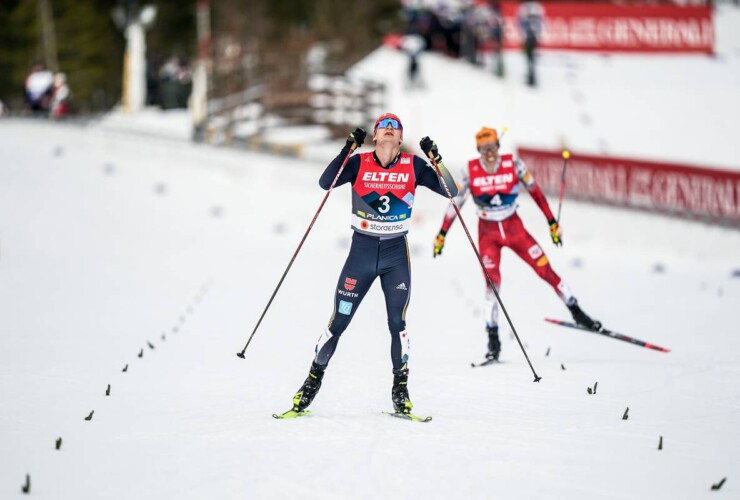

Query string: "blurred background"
[0, 0, 400, 116]
[1, 0, 737, 229]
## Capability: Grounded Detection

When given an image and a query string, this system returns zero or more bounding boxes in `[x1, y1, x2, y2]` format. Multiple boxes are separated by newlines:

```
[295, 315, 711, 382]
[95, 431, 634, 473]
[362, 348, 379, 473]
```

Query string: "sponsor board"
[498, 2, 713, 54]
[519, 147, 740, 226]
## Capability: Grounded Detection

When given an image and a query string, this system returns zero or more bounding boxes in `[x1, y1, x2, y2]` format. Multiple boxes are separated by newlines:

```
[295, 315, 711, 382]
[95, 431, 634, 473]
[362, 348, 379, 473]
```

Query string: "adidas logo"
[396, 282, 407, 290]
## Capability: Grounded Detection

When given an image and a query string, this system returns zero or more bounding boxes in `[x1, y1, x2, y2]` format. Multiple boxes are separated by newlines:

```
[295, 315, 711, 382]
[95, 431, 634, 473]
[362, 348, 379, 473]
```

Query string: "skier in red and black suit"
[433, 127, 600, 361]
[288, 113, 457, 416]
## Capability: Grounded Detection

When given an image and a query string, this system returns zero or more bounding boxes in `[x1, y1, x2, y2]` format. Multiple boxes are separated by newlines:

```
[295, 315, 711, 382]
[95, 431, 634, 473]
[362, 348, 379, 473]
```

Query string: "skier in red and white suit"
[433, 127, 600, 360]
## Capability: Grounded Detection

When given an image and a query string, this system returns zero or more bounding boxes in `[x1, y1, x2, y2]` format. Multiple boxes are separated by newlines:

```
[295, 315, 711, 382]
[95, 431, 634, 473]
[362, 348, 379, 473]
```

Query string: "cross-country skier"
[283, 113, 457, 418]
[432, 127, 600, 361]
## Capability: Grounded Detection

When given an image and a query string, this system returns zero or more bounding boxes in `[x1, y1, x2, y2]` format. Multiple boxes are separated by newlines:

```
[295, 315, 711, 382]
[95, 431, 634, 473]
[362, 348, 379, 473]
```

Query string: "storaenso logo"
[473, 173, 514, 187]
[362, 172, 410, 183]
[368, 222, 404, 232]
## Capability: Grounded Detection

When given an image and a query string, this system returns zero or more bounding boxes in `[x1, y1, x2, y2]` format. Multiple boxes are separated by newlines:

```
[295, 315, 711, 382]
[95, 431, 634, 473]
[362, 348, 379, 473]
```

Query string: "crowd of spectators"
[22, 62, 70, 118]
[400, 1, 543, 86]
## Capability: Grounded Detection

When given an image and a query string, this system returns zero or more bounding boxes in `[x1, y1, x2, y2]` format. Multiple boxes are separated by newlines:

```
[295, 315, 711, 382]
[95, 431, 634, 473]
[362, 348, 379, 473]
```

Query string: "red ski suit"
[440, 154, 573, 326]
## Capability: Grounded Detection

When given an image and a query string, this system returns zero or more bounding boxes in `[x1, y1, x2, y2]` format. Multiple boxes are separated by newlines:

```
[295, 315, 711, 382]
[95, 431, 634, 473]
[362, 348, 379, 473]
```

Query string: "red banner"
[501, 3, 714, 54]
[518, 147, 740, 225]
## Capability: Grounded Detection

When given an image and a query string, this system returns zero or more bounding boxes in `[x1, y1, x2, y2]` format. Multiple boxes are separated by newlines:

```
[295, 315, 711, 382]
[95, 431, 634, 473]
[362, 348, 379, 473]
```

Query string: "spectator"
[158, 56, 192, 109]
[24, 62, 54, 115]
[50, 72, 70, 119]
[490, 2, 505, 78]
[459, 6, 480, 66]
[518, 1, 544, 87]
[400, 32, 426, 88]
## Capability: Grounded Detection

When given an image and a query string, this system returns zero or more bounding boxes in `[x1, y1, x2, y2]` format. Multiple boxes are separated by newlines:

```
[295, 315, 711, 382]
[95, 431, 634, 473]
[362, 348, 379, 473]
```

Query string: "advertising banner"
[501, 3, 713, 54]
[518, 147, 740, 225]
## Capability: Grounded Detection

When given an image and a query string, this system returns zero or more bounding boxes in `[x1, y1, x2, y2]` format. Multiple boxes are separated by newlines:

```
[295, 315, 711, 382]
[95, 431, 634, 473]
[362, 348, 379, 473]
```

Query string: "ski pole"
[236, 144, 358, 359]
[556, 150, 570, 223]
[426, 152, 542, 383]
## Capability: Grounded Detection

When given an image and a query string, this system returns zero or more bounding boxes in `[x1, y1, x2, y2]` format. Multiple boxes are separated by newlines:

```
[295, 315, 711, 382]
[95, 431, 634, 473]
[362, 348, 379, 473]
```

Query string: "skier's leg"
[293, 235, 377, 412]
[508, 217, 601, 329]
[506, 216, 564, 295]
[479, 219, 503, 325]
[314, 235, 376, 366]
[379, 236, 413, 413]
[379, 237, 411, 372]
[480, 219, 503, 359]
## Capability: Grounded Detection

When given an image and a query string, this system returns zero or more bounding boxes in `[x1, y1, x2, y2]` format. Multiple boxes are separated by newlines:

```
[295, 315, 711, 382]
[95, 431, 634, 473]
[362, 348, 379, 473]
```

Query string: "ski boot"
[486, 326, 501, 361]
[568, 301, 602, 331]
[292, 362, 326, 412]
[391, 368, 413, 414]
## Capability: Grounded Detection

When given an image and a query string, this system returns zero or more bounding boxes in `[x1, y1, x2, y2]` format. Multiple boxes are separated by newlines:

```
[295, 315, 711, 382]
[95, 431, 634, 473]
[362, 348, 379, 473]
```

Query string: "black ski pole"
[556, 150, 570, 223]
[426, 151, 541, 382]
[236, 144, 358, 359]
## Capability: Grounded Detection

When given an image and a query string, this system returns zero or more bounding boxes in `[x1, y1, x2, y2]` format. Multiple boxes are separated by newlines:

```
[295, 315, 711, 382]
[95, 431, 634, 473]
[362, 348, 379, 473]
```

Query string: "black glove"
[345, 127, 366, 150]
[420, 136, 442, 163]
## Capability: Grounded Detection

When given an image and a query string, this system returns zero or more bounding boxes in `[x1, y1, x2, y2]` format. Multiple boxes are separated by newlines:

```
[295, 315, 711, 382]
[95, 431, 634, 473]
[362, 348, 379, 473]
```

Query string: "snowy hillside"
[350, 4, 740, 172]
[2, 6, 740, 500]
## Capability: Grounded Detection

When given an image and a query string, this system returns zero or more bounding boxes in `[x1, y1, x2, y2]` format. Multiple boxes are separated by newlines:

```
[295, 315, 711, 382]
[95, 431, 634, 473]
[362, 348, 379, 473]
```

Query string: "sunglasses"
[479, 143, 499, 153]
[376, 118, 402, 130]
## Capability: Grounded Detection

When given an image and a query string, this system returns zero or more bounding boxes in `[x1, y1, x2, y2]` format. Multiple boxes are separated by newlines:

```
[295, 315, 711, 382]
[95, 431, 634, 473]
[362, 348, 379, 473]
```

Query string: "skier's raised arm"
[318, 128, 366, 190]
[516, 157, 561, 246]
[416, 137, 458, 198]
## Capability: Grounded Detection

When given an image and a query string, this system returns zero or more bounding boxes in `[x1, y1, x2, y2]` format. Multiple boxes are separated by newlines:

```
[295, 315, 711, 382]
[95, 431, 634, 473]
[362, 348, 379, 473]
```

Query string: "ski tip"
[650, 345, 671, 353]
[544, 318, 562, 325]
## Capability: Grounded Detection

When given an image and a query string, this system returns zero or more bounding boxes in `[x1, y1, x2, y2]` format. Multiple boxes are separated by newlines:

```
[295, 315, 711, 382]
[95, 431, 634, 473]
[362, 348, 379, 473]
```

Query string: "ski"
[382, 411, 432, 423]
[471, 358, 501, 368]
[544, 318, 670, 353]
[272, 409, 311, 419]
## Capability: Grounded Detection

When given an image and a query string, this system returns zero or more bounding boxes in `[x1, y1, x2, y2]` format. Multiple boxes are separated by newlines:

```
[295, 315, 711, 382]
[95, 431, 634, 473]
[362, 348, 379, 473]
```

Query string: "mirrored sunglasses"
[376, 118, 402, 130]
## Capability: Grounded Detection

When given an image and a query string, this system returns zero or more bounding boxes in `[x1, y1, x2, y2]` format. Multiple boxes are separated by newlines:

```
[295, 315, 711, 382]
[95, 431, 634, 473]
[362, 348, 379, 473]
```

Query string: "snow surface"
[2, 6, 740, 500]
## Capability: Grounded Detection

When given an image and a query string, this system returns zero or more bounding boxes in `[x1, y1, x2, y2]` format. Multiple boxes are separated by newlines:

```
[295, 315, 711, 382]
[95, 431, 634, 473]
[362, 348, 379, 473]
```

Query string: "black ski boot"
[391, 369, 413, 414]
[292, 362, 325, 412]
[568, 302, 602, 331]
[486, 326, 501, 361]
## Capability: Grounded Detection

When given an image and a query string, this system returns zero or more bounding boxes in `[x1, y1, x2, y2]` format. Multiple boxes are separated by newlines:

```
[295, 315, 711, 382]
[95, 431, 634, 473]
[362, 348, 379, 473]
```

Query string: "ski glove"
[549, 219, 562, 246]
[345, 127, 366, 149]
[420, 136, 442, 163]
[433, 229, 446, 258]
